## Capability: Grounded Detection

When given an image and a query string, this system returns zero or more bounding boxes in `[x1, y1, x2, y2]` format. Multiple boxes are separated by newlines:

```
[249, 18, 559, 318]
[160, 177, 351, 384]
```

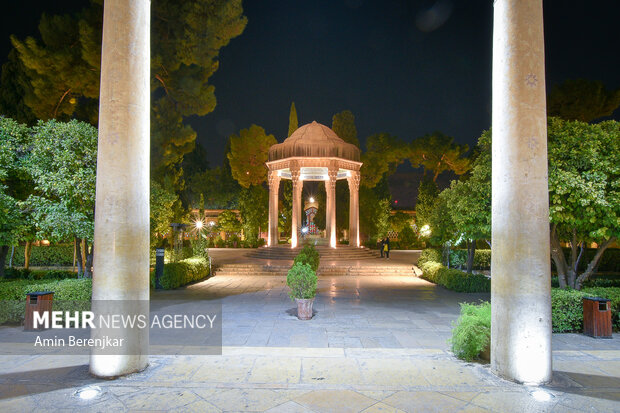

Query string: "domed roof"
[268, 121, 361, 162]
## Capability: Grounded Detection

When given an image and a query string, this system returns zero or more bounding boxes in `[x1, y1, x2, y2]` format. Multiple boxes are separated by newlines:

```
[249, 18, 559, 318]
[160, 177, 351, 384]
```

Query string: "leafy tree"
[151, 180, 178, 248]
[361, 133, 409, 188]
[389, 211, 412, 233]
[26, 119, 97, 277]
[547, 79, 620, 123]
[278, 180, 293, 235]
[547, 118, 619, 289]
[428, 189, 458, 265]
[238, 185, 268, 240]
[410, 132, 470, 181]
[217, 210, 242, 237]
[444, 130, 492, 273]
[288, 102, 298, 137]
[0, 50, 37, 125]
[332, 110, 359, 147]
[415, 177, 439, 230]
[0, 117, 30, 276]
[11, 0, 247, 188]
[227, 124, 276, 188]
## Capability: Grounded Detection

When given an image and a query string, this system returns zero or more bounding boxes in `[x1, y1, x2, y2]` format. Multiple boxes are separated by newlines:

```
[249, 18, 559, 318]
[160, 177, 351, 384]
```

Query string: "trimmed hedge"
[294, 245, 320, 272]
[419, 260, 490, 293]
[10, 245, 75, 267]
[3, 268, 77, 280]
[150, 257, 210, 290]
[418, 249, 442, 267]
[0, 279, 92, 324]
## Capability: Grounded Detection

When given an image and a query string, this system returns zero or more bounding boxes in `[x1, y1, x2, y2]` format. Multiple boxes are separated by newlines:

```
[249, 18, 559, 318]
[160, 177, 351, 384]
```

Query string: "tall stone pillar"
[326, 168, 338, 248]
[90, 0, 150, 378]
[268, 170, 280, 247]
[291, 166, 301, 248]
[491, 0, 551, 385]
[348, 171, 360, 247]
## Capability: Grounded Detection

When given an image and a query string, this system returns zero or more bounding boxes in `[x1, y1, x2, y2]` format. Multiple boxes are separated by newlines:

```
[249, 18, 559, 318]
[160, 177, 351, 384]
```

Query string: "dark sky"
[2, 0, 619, 168]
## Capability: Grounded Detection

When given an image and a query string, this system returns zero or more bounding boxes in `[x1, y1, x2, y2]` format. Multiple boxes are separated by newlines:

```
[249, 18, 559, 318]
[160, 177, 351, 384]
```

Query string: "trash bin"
[583, 296, 612, 338]
[24, 291, 54, 331]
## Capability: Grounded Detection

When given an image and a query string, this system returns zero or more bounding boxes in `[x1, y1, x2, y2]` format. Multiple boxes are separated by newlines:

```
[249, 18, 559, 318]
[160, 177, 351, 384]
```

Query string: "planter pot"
[295, 298, 315, 320]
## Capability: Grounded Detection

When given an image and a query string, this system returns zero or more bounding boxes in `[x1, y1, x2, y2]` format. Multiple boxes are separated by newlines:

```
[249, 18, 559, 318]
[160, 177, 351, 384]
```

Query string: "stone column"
[268, 170, 280, 247]
[326, 168, 338, 248]
[491, 0, 551, 385]
[291, 165, 301, 248]
[348, 171, 360, 247]
[90, 0, 150, 378]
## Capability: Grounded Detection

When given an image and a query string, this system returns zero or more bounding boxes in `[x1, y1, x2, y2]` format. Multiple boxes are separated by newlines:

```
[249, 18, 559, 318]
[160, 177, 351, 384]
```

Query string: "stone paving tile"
[468, 390, 558, 413]
[360, 401, 408, 412]
[247, 357, 301, 384]
[381, 390, 470, 412]
[206, 388, 289, 412]
[116, 387, 199, 411]
[293, 389, 377, 413]
[263, 400, 314, 413]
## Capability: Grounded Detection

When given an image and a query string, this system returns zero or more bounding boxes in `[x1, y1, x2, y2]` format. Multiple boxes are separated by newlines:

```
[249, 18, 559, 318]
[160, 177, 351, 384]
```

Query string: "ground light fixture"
[301, 227, 309, 234]
[309, 197, 315, 203]
[194, 219, 204, 230]
[529, 388, 554, 402]
[74, 386, 102, 401]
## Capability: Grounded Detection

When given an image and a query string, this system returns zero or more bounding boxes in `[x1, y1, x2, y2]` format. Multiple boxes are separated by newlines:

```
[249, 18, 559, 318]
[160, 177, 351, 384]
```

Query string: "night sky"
[2, 0, 619, 169]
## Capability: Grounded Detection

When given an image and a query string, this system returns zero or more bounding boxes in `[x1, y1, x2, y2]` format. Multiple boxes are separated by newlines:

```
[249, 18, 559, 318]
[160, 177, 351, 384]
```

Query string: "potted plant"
[286, 262, 318, 320]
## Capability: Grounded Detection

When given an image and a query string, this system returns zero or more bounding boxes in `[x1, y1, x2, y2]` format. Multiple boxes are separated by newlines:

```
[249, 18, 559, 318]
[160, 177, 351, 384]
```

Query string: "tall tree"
[547, 79, 620, 123]
[11, 0, 247, 187]
[288, 101, 298, 137]
[547, 118, 619, 289]
[26, 119, 98, 278]
[0, 50, 37, 125]
[410, 132, 471, 181]
[0, 117, 30, 276]
[361, 133, 409, 188]
[227, 124, 277, 188]
[332, 110, 359, 147]
[238, 185, 268, 240]
[415, 177, 439, 231]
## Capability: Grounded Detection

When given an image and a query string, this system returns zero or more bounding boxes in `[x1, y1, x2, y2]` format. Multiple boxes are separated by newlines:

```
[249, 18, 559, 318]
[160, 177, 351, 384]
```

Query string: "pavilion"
[265, 121, 362, 249]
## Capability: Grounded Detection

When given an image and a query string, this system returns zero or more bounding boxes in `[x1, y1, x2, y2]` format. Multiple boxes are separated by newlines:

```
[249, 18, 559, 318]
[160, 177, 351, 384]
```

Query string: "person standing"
[383, 237, 390, 259]
[379, 237, 384, 258]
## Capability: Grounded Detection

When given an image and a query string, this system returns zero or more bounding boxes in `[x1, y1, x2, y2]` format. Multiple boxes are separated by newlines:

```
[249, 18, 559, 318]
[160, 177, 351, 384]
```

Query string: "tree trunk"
[75, 237, 84, 278]
[575, 237, 617, 290]
[550, 225, 568, 289]
[0, 245, 9, 278]
[84, 240, 94, 279]
[466, 239, 476, 274]
[442, 244, 450, 268]
[24, 241, 32, 270]
[9, 245, 15, 268]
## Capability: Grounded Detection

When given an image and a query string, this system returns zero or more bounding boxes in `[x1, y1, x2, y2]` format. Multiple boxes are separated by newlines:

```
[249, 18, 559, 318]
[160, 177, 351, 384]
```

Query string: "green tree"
[11, 0, 247, 188]
[0, 50, 37, 125]
[428, 189, 458, 265]
[217, 210, 242, 238]
[26, 119, 97, 278]
[547, 79, 620, 123]
[151, 180, 178, 248]
[332, 110, 359, 147]
[227, 124, 277, 188]
[443, 130, 492, 273]
[288, 102, 298, 137]
[0, 117, 31, 276]
[415, 177, 439, 230]
[238, 185, 268, 240]
[547, 118, 620, 289]
[361, 133, 409, 188]
[410, 132, 471, 181]
[279, 180, 293, 235]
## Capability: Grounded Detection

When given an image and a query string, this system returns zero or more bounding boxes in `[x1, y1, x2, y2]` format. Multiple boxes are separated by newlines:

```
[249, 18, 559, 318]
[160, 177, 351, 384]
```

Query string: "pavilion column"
[491, 0, 551, 384]
[347, 171, 360, 247]
[291, 166, 301, 248]
[268, 170, 280, 247]
[90, 0, 150, 378]
[326, 168, 338, 248]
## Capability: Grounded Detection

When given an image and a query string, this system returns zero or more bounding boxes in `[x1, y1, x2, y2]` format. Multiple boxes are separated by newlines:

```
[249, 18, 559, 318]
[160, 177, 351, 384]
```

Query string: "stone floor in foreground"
[0, 250, 619, 412]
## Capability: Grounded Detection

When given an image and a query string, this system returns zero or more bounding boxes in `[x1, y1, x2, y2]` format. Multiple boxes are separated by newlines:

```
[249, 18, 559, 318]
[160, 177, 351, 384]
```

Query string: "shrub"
[0, 279, 92, 324]
[419, 261, 443, 283]
[150, 257, 210, 290]
[448, 250, 466, 268]
[436, 267, 490, 293]
[11, 245, 75, 267]
[294, 245, 320, 272]
[191, 237, 210, 260]
[2, 268, 76, 281]
[418, 248, 442, 267]
[449, 301, 491, 361]
[286, 262, 317, 300]
[551, 288, 587, 333]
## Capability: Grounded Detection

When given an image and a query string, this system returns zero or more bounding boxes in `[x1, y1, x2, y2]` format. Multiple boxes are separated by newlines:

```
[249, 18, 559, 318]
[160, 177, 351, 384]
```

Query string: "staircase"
[213, 262, 416, 278]
[244, 245, 381, 260]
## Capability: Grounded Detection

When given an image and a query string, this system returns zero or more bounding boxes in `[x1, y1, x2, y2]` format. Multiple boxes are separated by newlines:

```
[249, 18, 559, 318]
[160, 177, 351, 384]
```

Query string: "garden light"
[75, 386, 102, 401]
[194, 220, 204, 230]
[530, 389, 553, 402]
[420, 224, 431, 237]
[309, 197, 314, 203]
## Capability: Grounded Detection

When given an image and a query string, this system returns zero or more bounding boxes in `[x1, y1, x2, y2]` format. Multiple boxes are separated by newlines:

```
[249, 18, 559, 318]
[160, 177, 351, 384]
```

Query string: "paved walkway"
[1, 249, 619, 412]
